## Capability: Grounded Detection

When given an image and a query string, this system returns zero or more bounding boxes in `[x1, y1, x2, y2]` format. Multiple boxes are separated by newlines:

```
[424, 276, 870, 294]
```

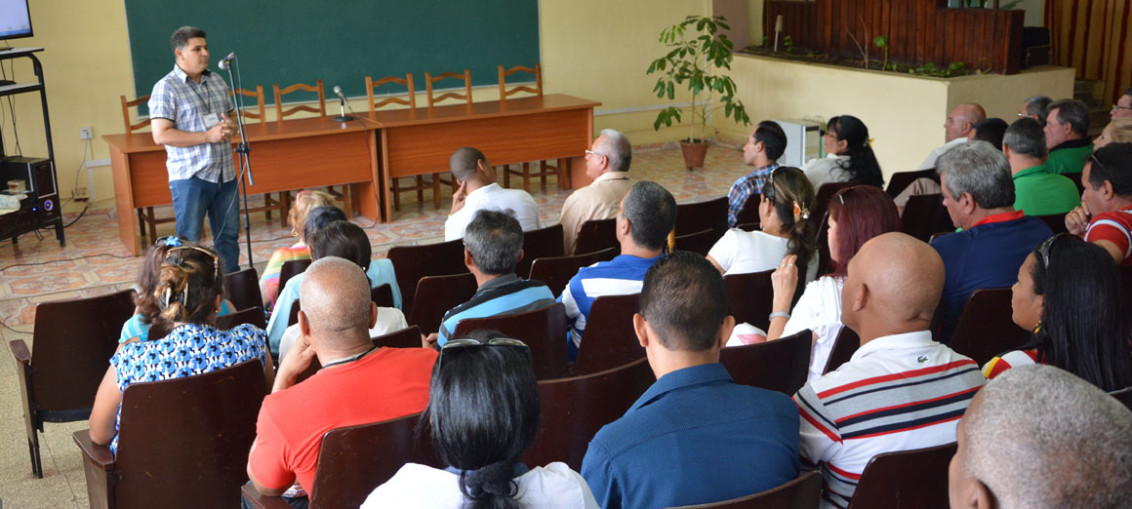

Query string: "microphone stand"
[222, 57, 255, 269]
[333, 95, 353, 122]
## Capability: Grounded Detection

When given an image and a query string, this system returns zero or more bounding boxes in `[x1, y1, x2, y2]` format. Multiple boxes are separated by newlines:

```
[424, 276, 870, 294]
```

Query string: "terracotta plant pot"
[680, 139, 710, 171]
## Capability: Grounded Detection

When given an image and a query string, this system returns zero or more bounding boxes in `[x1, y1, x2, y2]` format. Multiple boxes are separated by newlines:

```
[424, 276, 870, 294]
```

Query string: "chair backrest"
[950, 288, 1030, 366]
[575, 293, 643, 375]
[372, 325, 425, 349]
[720, 329, 811, 395]
[574, 217, 618, 255]
[274, 80, 327, 120]
[120, 94, 151, 132]
[885, 168, 939, 198]
[1064, 171, 1084, 194]
[224, 266, 264, 314]
[230, 85, 267, 122]
[308, 412, 441, 507]
[723, 270, 775, 332]
[366, 73, 416, 112]
[736, 193, 762, 229]
[809, 181, 860, 234]
[425, 69, 472, 108]
[453, 304, 570, 380]
[498, 64, 542, 103]
[1111, 386, 1132, 411]
[215, 306, 267, 331]
[675, 196, 729, 238]
[113, 360, 266, 508]
[1035, 213, 1069, 235]
[371, 283, 395, 308]
[674, 228, 718, 257]
[529, 247, 617, 295]
[278, 259, 313, 295]
[823, 326, 860, 375]
[669, 470, 823, 509]
[408, 272, 479, 335]
[902, 193, 954, 242]
[29, 289, 136, 415]
[525, 357, 655, 470]
[387, 238, 469, 318]
[849, 442, 957, 509]
[516, 223, 564, 280]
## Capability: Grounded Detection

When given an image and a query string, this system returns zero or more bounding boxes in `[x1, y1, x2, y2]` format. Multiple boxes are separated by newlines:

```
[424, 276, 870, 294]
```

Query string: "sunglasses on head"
[438, 337, 530, 369]
[1036, 233, 1073, 270]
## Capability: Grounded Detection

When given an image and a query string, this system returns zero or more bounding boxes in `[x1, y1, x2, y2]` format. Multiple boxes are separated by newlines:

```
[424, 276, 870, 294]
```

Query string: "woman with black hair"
[363, 332, 598, 508]
[801, 115, 885, 190]
[984, 233, 1132, 392]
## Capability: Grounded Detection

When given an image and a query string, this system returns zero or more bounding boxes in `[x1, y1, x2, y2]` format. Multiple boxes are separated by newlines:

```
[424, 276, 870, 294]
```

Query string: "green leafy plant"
[873, 35, 889, 70]
[647, 15, 751, 141]
[908, 61, 968, 77]
[783, 35, 795, 54]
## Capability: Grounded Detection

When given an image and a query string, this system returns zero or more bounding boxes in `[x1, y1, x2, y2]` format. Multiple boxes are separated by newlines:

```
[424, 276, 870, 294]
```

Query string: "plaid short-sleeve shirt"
[148, 65, 235, 183]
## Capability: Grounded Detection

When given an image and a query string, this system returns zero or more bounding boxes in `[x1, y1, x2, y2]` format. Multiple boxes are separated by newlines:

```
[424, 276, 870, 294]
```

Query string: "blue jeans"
[170, 176, 240, 273]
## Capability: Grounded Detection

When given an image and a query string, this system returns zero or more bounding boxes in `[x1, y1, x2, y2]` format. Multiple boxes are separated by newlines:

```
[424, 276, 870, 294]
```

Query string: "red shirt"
[248, 347, 437, 492]
[971, 209, 1025, 228]
[1085, 206, 1132, 266]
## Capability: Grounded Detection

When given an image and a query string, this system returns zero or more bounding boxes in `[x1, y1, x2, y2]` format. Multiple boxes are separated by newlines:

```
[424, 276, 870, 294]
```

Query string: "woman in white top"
[707, 167, 819, 282]
[765, 186, 902, 380]
[363, 330, 599, 509]
[801, 115, 885, 191]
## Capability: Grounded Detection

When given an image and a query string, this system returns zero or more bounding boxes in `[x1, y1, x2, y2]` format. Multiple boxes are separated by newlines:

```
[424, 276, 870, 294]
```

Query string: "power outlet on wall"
[78, 127, 92, 140]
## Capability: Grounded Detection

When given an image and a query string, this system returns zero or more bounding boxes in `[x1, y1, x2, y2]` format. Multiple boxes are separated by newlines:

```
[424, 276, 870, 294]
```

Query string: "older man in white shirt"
[917, 103, 986, 170]
[444, 147, 540, 241]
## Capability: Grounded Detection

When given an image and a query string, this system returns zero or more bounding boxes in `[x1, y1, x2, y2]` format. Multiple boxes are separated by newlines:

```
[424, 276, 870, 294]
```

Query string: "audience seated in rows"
[1003, 118, 1080, 216]
[971, 118, 1008, 151]
[949, 365, 1132, 509]
[365, 330, 598, 508]
[1044, 98, 1093, 175]
[919, 103, 986, 171]
[1066, 142, 1132, 265]
[932, 141, 1052, 343]
[1096, 118, 1132, 148]
[1112, 87, 1132, 121]
[427, 209, 555, 348]
[983, 234, 1132, 391]
[558, 129, 634, 254]
[581, 252, 800, 509]
[277, 221, 407, 360]
[726, 121, 786, 228]
[246, 257, 436, 506]
[802, 115, 884, 190]
[795, 232, 986, 509]
[445, 147, 539, 241]
[1018, 95, 1051, 125]
[766, 185, 902, 379]
[259, 189, 336, 312]
[91, 244, 274, 455]
[559, 180, 675, 358]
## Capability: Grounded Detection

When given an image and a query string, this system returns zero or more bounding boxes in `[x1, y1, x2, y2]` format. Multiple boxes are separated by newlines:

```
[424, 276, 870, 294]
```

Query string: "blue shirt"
[436, 274, 556, 347]
[727, 163, 778, 228]
[559, 254, 662, 357]
[581, 363, 800, 509]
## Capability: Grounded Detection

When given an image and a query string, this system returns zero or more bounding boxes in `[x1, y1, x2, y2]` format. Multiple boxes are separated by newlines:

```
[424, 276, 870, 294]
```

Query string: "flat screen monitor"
[0, 0, 33, 42]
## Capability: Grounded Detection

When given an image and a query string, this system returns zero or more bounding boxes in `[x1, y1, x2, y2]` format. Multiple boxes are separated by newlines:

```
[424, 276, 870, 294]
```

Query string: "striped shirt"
[726, 163, 777, 228]
[982, 349, 1040, 379]
[1085, 206, 1132, 266]
[559, 254, 662, 352]
[437, 274, 556, 347]
[148, 65, 235, 183]
[794, 331, 985, 509]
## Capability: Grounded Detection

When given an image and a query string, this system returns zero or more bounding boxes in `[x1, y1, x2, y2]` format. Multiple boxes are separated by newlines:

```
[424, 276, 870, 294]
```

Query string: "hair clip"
[866, 137, 875, 148]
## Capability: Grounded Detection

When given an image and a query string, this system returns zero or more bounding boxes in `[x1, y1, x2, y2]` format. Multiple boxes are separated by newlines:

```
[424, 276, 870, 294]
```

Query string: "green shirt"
[1045, 142, 1094, 175]
[1013, 164, 1081, 216]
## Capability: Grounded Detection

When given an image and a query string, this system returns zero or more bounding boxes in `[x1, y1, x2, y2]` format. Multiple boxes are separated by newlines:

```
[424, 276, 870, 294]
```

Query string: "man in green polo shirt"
[1005, 118, 1080, 216]
[1044, 99, 1094, 175]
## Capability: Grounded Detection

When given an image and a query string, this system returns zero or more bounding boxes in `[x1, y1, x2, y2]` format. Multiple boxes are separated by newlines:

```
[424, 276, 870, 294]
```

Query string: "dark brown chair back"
[1065, 171, 1084, 194]
[902, 194, 954, 243]
[849, 442, 957, 509]
[675, 196, 729, 239]
[516, 224, 565, 280]
[1111, 386, 1132, 411]
[371, 283, 395, 308]
[809, 181, 860, 234]
[216, 306, 267, 330]
[454, 304, 570, 380]
[575, 293, 644, 375]
[574, 217, 618, 255]
[668, 470, 822, 508]
[387, 238, 468, 318]
[815, 211, 833, 275]
[278, 259, 313, 295]
[824, 327, 861, 375]
[224, 267, 264, 314]
[674, 228, 719, 257]
[723, 270, 774, 332]
[529, 247, 617, 295]
[720, 330, 811, 395]
[373, 325, 425, 349]
[1035, 213, 1069, 235]
[408, 273, 478, 335]
[885, 168, 939, 198]
[735, 193, 761, 230]
[950, 288, 1030, 366]
[525, 357, 656, 470]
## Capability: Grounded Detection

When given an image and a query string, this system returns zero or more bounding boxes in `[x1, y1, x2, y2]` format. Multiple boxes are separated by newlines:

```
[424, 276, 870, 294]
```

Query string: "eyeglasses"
[1036, 232, 1072, 269]
[763, 169, 779, 203]
[438, 337, 530, 369]
[836, 186, 856, 205]
[1088, 153, 1107, 175]
[585, 149, 604, 157]
[1112, 104, 1132, 112]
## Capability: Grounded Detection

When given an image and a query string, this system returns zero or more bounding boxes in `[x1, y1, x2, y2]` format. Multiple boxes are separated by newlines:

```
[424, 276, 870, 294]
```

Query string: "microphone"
[218, 52, 236, 70]
[332, 85, 352, 122]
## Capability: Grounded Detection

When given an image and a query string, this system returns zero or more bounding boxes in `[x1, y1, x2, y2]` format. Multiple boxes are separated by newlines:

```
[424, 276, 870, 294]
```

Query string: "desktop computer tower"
[2, 156, 60, 223]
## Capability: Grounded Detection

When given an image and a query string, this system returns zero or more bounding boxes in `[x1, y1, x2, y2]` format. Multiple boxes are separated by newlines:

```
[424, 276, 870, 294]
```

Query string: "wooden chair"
[273, 80, 327, 120]
[230, 85, 268, 122]
[849, 442, 957, 509]
[1065, 171, 1084, 194]
[902, 194, 954, 243]
[367, 73, 432, 211]
[74, 360, 266, 508]
[373, 325, 425, 349]
[529, 247, 617, 295]
[808, 181, 860, 235]
[823, 326, 860, 375]
[424, 69, 473, 207]
[815, 210, 834, 275]
[277, 258, 313, 296]
[885, 168, 939, 198]
[242, 412, 441, 509]
[215, 306, 267, 330]
[674, 228, 718, 257]
[387, 238, 469, 318]
[372, 283, 395, 308]
[668, 470, 822, 509]
[723, 270, 775, 332]
[120, 94, 151, 132]
[575, 293, 643, 375]
[230, 85, 289, 225]
[1035, 212, 1069, 235]
[1111, 386, 1132, 411]
[122, 94, 176, 242]
[524, 357, 655, 470]
[454, 304, 570, 380]
[574, 217, 618, 255]
[8, 289, 135, 478]
[950, 288, 1031, 366]
[516, 223, 564, 280]
[735, 193, 761, 230]
[675, 196, 729, 239]
[408, 273, 479, 335]
[224, 266, 264, 314]
[720, 329, 811, 395]
[498, 64, 563, 192]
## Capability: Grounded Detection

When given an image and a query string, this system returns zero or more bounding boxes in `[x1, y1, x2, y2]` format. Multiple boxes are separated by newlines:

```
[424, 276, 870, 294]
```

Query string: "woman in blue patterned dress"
[89, 244, 275, 454]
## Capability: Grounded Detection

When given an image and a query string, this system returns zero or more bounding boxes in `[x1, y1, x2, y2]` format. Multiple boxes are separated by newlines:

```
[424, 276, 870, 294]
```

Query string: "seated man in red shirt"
[245, 257, 437, 506]
[1065, 142, 1132, 265]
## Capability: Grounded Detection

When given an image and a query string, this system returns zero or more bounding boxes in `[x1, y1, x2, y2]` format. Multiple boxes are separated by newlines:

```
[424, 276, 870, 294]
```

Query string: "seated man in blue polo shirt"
[559, 180, 676, 358]
[581, 251, 800, 509]
[427, 209, 555, 347]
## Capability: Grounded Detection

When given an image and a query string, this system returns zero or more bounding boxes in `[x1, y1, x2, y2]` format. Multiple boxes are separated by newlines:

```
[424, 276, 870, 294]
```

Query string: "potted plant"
[647, 14, 751, 170]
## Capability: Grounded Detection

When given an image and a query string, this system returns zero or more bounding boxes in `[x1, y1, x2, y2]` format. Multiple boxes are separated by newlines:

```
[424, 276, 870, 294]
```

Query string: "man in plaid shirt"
[727, 121, 786, 228]
[148, 26, 240, 273]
